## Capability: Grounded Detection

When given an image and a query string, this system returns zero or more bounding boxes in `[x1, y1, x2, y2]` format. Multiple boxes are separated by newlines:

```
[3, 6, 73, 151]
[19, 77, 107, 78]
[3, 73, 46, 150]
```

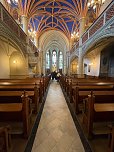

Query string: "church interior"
[0, 0, 114, 152]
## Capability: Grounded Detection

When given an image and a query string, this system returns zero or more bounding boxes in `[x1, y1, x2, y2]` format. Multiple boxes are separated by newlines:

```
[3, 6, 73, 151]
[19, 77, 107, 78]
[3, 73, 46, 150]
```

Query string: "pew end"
[108, 126, 114, 152]
[0, 125, 12, 152]
[0, 92, 32, 138]
[82, 91, 114, 139]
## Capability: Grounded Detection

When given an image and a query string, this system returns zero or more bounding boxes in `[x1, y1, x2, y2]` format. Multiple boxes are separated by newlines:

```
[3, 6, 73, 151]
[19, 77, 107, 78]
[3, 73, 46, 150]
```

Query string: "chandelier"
[7, 0, 18, 5]
[87, 0, 106, 10]
[71, 31, 79, 42]
[28, 29, 36, 43]
[28, 29, 36, 37]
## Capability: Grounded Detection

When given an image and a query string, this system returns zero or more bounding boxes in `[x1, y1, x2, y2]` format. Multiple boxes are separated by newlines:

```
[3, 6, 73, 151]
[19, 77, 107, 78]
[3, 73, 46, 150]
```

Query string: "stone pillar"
[34, 35, 39, 75]
[77, 47, 83, 77]
[57, 53, 59, 71]
[35, 56, 41, 76]
[40, 51, 43, 74]
[42, 51, 46, 75]
[79, 17, 86, 38]
[50, 53, 52, 71]
[38, 51, 42, 75]
[67, 51, 70, 75]
[21, 15, 28, 35]
[34, 35, 38, 48]
[77, 17, 86, 77]
[1, 0, 5, 7]
[25, 53, 29, 77]
[64, 61, 66, 75]
[63, 51, 66, 74]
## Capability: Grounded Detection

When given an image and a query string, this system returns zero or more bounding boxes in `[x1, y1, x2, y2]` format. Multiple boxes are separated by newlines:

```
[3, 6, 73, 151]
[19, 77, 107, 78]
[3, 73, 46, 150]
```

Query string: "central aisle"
[32, 81, 85, 152]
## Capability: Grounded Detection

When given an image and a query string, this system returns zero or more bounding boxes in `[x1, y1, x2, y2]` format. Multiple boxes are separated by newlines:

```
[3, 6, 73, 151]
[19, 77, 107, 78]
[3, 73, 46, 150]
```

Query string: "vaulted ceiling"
[8, 0, 89, 39]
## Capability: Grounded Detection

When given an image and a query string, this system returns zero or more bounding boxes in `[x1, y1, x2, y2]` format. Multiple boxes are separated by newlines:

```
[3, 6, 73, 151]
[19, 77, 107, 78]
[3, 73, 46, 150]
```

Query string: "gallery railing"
[0, 2, 38, 53]
[70, 1, 114, 54]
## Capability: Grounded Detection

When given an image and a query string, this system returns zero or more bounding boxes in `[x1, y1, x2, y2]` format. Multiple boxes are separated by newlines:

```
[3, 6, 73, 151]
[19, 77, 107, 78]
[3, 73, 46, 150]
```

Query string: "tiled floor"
[31, 81, 85, 152]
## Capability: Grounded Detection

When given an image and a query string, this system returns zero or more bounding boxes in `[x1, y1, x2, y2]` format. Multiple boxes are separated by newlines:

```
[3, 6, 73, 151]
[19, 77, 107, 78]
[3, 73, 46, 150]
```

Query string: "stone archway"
[38, 30, 69, 75]
[9, 51, 27, 78]
[99, 43, 114, 78]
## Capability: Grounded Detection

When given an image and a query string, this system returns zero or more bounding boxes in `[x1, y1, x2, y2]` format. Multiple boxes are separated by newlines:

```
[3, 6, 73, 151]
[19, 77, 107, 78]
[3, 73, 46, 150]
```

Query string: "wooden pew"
[0, 76, 50, 103]
[0, 126, 11, 152]
[83, 91, 114, 139]
[0, 91, 32, 138]
[108, 126, 114, 152]
[62, 76, 114, 101]
[72, 85, 114, 114]
[0, 75, 50, 94]
[0, 83, 40, 113]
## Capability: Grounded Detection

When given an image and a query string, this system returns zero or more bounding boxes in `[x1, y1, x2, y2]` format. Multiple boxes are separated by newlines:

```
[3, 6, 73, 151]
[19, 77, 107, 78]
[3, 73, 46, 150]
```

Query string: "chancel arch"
[38, 30, 69, 75]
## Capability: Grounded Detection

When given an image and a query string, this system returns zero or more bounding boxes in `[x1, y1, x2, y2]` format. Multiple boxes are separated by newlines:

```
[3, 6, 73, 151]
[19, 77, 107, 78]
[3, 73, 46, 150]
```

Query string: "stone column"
[57, 52, 59, 71]
[1, 0, 5, 7]
[50, 53, 52, 71]
[79, 17, 86, 38]
[77, 45, 83, 77]
[40, 51, 43, 74]
[34, 35, 38, 48]
[77, 17, 86, 77]
[63, 51, 66, 74]
[21, 15, 28, 35]
[38, 51, 42, 75]
[34, 35, 40, 75]
[67, 51, 70, 75]
[25, 53, 29, 77]
[42, 51, 46, 75]
[35, 57, 40, 75]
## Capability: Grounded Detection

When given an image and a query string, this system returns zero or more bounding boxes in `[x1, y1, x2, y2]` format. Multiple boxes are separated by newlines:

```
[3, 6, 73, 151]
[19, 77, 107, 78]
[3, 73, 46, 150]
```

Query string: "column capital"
[21, 15, 28, 19]
[79, 17, 86, 21]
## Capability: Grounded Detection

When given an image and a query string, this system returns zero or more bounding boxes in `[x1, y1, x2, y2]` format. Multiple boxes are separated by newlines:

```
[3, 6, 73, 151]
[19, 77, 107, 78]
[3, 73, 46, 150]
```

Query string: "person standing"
[56, 71, 61, 82]
[51, 71, 57, 80]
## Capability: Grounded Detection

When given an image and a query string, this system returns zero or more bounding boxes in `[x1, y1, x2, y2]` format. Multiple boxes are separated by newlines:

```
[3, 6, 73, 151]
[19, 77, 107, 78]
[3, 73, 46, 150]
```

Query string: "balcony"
[0, 2, 38, 54]
[70, 1, 114, 57]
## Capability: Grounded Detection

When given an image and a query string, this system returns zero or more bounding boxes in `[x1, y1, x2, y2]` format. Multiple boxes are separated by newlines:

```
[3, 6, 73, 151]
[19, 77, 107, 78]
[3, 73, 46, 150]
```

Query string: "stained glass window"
[52, 50, 57, 70]
[59, 51, 63, 69]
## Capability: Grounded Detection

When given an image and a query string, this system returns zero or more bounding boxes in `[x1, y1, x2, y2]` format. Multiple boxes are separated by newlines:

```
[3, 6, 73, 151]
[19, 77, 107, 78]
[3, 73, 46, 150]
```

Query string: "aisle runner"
[32, 81, 85, 152]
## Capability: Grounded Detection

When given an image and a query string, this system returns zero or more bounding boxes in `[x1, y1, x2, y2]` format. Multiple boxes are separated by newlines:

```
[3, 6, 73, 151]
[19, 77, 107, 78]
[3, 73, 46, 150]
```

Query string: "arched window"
[52, 50, 57, 70]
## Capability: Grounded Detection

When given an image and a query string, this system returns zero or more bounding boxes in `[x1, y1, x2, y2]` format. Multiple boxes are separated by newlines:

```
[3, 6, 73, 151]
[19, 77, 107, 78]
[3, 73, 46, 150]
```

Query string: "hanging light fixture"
[28, 28, 37, 43]
[28, 29, 36, 37]
[87, 0, 106, 10]
[7, 0, 18, 5]
[71, 31, 79, 42]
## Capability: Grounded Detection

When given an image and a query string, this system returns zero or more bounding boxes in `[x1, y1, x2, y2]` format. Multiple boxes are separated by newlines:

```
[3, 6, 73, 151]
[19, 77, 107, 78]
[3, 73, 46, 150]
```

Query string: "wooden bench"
[0, 76, 51, 101]
[72, 85, 114, 114]
[69, 81, 114, 97]
[83, 91, 114, 139]
[108, 126, 114, 152]
[61, 76, 114, 101]
[0, 83, 40, 113]
[0, 125, 11, 152]
[0, 91, 32, 138]
[0, 76, 50, 95]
